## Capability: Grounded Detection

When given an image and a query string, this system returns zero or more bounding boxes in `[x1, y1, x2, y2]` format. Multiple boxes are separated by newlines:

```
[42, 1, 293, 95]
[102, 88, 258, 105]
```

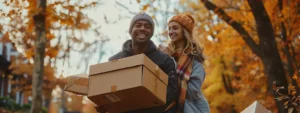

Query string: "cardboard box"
[88, 54, 168, 112]
[64, 74, 89, 95]
[241, 101, 272, 113]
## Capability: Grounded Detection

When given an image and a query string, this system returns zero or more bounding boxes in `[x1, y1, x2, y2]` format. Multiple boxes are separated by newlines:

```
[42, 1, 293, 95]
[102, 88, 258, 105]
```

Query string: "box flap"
[89, 54, 168, 85]
[64, 74, 89, 95]
[89, 54, 145, 75]
[142, 55, 168, 85]
[241, 101, 272, 113]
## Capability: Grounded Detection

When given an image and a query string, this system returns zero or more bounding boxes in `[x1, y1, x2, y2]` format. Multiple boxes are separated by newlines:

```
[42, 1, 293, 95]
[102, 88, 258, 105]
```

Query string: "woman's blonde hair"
[168, 27, 205, 63]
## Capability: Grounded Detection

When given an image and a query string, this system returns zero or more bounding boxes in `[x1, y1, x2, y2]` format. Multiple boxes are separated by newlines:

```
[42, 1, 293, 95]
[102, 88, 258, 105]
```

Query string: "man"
[104, 12, 178, 113]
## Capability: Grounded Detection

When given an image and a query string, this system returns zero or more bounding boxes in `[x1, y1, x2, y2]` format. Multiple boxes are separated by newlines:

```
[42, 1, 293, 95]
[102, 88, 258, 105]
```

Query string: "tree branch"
[115, 0, 137, 15]
[279, 0, 294, 77]
[200, 0, 262, 57]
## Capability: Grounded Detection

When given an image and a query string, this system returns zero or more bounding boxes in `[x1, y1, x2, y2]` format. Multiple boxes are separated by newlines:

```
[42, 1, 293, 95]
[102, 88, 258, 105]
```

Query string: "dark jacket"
[109, 40, 178, 113]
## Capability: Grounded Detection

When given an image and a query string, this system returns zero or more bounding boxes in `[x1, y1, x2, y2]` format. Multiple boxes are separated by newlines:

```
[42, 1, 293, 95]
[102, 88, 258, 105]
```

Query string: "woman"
[159, 13, 210, 113]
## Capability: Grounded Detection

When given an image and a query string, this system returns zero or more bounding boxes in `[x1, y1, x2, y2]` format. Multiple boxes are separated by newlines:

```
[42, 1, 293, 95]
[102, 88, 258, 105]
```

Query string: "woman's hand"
[158, 44, 171, 56]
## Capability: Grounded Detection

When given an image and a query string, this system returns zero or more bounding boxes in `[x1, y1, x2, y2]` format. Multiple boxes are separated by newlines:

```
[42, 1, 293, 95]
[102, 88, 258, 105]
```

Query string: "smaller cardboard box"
[241, 101, 272, 113]
[88, 54, 168, 112]
[64, 74, 89, 95]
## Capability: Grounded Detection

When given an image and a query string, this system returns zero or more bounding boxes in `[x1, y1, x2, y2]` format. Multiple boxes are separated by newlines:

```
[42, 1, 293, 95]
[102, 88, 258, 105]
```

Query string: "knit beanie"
[168, 13, 195, 34]
[129, 12, 155, 37]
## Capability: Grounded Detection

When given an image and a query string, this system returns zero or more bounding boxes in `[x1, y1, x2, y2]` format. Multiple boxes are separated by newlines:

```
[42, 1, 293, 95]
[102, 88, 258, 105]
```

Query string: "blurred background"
[0, 0, 299, 113]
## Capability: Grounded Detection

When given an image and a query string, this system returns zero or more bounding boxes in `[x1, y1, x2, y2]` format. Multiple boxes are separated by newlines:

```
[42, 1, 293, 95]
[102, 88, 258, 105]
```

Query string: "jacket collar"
[122, 39, 157, 55]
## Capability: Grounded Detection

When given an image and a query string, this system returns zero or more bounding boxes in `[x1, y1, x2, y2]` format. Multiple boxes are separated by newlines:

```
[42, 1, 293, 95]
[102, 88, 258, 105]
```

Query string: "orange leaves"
[7, 9, 16, 17]
[76, 23, 90, 29]
[45, 33, 55, 41]
[71, 37, 81, 43]
[142, 4, 150, 10]
[25, 47, 34, 59]
[9, 60, 33, 75]
[60, 18, 75, 26]
[179, 0, 187, 5]
[0, 32, 10, 43]
[63, 6, 76, 12]
[292, 73, 298, 80]
[44, 64, 55, 80]
[46, 47, 59, 58]
[26, 0, 39, 17]
[27, 19, 35, 32]
[3, 0, 9, 6]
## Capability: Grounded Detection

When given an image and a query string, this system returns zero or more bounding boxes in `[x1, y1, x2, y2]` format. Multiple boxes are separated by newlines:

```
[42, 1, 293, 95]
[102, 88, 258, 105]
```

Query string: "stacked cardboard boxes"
[64, 54, 168, 112]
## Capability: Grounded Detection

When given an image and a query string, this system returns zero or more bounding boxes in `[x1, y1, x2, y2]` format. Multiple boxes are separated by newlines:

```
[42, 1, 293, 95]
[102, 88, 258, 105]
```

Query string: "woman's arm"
[186, 60, 206, 100]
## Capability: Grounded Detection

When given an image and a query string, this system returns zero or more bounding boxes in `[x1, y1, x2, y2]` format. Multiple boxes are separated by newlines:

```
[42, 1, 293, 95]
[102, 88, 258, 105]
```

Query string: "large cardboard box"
[241, 101, 272, 113]
[88, 54, 168, 112]
[64, 54, 169, 113]
[64, 74, 89, 95]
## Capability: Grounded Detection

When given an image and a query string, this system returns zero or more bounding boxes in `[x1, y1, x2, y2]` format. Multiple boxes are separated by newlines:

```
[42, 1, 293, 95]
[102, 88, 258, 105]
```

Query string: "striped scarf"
[174, 51, 194, 113]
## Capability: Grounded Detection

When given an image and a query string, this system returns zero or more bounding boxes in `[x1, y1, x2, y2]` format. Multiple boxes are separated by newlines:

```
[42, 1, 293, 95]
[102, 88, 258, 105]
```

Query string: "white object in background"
[241, 101, 272, 113]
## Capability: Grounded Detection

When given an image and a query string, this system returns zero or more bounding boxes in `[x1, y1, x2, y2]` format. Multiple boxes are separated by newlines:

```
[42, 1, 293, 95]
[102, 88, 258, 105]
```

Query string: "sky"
[0, 0, 180, 78]
[54, 0, 176, 78]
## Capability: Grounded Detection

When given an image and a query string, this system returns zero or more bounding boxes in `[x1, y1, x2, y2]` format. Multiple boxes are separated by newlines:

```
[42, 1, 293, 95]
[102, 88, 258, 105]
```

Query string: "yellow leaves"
[71, 37, 81, 43]
[151, 15, 156, 19]
[7, 9, 15, 16]
[288, 108, 295, 113]
[44, 64, 55, 80]
[64, 6, 75, 12]
[0, 32, 10, 43]
[26, 0, 39, 16]
[142, 4, 150, 11]
[179, 0, 187, 5]
[46, 33, 55, 40]
[188, 2, 199, 10]
[275, 95, 286, 101]
[76, 23, 90, 29]
[3, 0, 11, 6]
[27, 19, 35, 32]
[91, 2, 97, 6]
[288, 84, 296, 95]
[25, 47, 34, 59]
[292, 73, 297, 80]
[284, 101, 289, 107]
[136, 0, 141, 3]
[46, 47, 59, 58]
[9, 61, 33, 75]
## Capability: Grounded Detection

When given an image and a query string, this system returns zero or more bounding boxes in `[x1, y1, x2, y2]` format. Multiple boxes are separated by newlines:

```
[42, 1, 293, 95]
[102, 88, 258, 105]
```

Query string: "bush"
[0, 96, 48, 113]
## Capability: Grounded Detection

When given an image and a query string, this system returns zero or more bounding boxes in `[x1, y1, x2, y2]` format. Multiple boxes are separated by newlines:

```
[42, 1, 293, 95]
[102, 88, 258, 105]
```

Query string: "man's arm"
[164, 57, 178, 112]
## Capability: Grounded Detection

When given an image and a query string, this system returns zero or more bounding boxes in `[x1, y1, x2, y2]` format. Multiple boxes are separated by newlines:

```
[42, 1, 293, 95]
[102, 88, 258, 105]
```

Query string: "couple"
[105, 12, 210, 113]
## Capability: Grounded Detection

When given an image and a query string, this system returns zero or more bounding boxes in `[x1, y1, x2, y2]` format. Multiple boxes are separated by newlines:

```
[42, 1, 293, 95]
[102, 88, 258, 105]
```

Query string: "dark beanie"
[129, 12, 155, 37]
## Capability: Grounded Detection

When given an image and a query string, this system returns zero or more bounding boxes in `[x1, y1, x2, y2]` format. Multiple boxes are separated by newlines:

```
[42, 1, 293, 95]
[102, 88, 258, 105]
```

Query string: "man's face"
[131, 20, 153, 44]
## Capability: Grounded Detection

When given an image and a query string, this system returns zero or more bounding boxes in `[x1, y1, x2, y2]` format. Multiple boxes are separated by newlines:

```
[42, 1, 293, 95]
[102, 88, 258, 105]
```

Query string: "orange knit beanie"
[168, 13, 195, 33]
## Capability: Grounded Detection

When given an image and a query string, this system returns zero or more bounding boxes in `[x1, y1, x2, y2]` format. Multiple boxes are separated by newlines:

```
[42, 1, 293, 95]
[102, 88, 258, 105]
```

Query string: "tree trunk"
[245, 1, 288, 112]
[261, 57, 286, 113]
[199, 0, 289, 112]
[30, 0, 47, 113]
[247, 0, 288, 91]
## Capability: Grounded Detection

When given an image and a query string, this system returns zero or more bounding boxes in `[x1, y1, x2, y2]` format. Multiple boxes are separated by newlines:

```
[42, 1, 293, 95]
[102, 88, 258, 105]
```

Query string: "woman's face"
[168, 21, 184, 43]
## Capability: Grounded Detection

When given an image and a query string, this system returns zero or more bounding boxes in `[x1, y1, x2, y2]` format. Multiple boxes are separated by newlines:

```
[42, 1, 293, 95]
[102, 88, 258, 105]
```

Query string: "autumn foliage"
[0, 0, 102, 112]
[140, 0, 299, 112]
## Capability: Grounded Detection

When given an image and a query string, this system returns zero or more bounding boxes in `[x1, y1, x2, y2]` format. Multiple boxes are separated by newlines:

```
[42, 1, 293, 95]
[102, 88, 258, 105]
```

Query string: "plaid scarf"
[173, 51, 194, 113]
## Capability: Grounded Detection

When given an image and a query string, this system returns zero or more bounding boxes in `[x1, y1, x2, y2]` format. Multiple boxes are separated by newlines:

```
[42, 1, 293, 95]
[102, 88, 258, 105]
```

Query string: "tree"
[141, 0, 299, 112]
[30, 0, 47, 112]
[0, 0, 106, 112]
[196, 0, 299, 112]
